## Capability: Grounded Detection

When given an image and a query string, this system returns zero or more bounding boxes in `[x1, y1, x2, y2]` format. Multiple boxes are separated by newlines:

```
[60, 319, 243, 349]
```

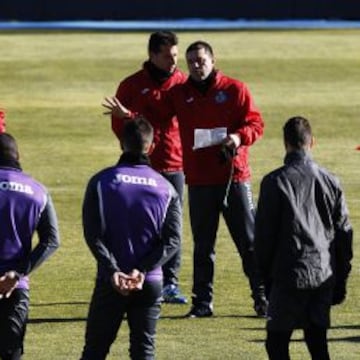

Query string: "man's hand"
[332, 281, 347, 305]
[111, 271, 132, 296]
[111, 269, 145, 296]
[127, 269, 145, 291]
[102, 96, 131, 119]
[220, 136, 238, 163]
[0, 271, 19, 299]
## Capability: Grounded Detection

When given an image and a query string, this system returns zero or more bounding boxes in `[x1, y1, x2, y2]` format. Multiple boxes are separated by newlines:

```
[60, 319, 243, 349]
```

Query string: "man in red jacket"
[170, 41, 267, 317]
[104, 40, 268, 317]
[103, 31, 187, 304]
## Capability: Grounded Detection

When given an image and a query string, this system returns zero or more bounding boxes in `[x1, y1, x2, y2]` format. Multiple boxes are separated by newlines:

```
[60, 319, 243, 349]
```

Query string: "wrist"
[6, 271, 21, 281]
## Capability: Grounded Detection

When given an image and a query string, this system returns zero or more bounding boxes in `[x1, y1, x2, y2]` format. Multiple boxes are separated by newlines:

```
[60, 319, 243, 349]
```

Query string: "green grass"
[0, 30, 359, 359]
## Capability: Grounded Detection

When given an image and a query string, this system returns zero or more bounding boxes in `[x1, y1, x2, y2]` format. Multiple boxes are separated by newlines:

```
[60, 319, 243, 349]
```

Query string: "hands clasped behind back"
[0, 271, 19, 299]
[111, 269, 145, 296]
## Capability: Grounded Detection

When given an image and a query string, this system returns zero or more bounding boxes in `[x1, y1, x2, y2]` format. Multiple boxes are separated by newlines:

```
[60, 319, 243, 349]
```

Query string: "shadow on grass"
[250, 324, 360, 344]
[286, 335, 360, 343]
[252, 336, 360, 343]
[28, 317, 86, 324]
[327, 336, 360, 343]
[31, 301, 89, 307]
[331, 324, 360, 330]
[160, 313, 266, 321]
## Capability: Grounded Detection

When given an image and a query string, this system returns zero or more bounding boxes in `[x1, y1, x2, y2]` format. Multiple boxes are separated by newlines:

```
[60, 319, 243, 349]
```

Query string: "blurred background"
[1, 0, 360, 22]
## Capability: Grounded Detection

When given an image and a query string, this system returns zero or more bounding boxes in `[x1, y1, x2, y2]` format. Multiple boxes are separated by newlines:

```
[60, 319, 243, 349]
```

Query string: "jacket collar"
[143, 61, 174, 84]
[284, 149, 312, 165]
[0, 158, 22, 170]
[117, 152, 151, 166]
[188, 69, 217, 94]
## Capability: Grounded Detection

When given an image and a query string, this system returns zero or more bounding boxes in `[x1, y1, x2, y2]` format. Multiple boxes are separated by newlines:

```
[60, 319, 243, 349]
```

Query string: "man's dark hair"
[0, 132, 19, 161]
[121, 116, 154, 154]
[283, 116, 313, 149]
[148, 31, 178, 54]
[186, 41, 214, 57]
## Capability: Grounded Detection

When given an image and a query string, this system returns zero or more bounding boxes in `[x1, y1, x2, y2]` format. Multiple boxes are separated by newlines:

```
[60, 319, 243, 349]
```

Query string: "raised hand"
[102, 96, 131, 118]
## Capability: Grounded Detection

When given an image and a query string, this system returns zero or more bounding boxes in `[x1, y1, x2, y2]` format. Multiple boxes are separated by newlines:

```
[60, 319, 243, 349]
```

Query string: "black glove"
[219, 144, 236, 164]
[332, 281, 346, 305]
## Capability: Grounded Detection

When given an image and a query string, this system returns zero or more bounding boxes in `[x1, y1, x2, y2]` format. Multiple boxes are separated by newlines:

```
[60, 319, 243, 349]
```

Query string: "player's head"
[121, 116, 154, 155]
[148, 31, 179, 74]
[0, 132, 19, 162]
[283, 116, 314, 151]
[186, 41, 215, 82]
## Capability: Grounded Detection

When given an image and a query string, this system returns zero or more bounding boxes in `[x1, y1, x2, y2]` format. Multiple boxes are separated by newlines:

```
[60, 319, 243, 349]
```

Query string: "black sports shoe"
[185, 305, 213, 318]
[254, 295, 268, 318]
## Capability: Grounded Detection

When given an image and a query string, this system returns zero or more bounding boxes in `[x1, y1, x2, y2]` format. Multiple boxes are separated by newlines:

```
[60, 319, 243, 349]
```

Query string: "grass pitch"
[0, 30, 359, 359]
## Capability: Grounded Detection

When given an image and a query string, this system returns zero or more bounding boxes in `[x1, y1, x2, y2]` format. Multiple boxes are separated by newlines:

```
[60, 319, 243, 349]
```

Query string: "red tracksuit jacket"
[111, 64, 187, 173]
[167, 70, 264, 185]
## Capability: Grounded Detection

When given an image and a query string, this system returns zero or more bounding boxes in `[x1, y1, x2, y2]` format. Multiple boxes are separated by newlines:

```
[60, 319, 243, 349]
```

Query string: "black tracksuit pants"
[188, 182, 264, 308]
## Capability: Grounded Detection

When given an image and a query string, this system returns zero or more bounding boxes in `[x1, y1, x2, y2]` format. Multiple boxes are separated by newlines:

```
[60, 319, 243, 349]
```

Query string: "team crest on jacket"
[215, 91, 228, 104]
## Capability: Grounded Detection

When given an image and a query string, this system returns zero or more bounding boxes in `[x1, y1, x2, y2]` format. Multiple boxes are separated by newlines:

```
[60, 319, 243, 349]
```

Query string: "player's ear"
[310, 136, 315, 149]
[147, 142, 155, 155]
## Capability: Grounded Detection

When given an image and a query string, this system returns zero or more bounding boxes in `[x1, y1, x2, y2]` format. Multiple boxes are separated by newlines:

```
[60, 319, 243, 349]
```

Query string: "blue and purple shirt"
[82, 154, 181, 283]
[0, 164, 60, 289]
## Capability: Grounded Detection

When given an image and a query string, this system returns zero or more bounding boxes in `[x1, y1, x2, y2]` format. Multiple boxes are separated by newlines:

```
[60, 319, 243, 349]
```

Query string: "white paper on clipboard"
[193, 127, 227, 150]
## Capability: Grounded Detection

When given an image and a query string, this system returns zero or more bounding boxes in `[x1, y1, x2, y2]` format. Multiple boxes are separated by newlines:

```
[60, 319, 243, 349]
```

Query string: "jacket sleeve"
[0, 109, 6, 133]
[254, 175, 280, 281]
[137, 186, 181, 273]
[332, 186, 353, 284]
[17, 193, 60, 275]
[82, 176, 121, 278]
[234, 83, 264, 146]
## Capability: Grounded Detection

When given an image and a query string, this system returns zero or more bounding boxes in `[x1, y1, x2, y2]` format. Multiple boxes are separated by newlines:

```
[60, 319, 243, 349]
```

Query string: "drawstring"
[223, 151, 235, 208]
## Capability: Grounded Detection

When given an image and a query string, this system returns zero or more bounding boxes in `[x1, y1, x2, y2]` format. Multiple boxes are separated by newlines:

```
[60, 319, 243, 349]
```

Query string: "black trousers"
[160, 171, 184, 287]
[266, 327, 330, 360]
[265, 282, 332, 360]
[188, 182, 263, 307]
[0, 288, 29, 360]
[80, 279, 162, 360]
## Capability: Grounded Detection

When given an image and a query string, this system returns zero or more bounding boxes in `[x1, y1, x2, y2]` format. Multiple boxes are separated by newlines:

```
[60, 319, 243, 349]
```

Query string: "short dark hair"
[121, 116, 154, 154]
[0, 133, 19, 161]
[283, 116, 312, 149]
[148, 31, 178, 54]
[186, 41, 214, 57]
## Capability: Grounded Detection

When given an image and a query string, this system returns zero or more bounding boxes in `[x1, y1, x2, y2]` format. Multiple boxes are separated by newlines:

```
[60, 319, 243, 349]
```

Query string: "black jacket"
[255, 150, 353, 290]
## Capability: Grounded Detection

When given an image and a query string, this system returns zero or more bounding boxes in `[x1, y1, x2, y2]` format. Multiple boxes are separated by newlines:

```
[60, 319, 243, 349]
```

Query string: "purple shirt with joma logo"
[83, 160, 181, 283]
[0, 168, 47, 289]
